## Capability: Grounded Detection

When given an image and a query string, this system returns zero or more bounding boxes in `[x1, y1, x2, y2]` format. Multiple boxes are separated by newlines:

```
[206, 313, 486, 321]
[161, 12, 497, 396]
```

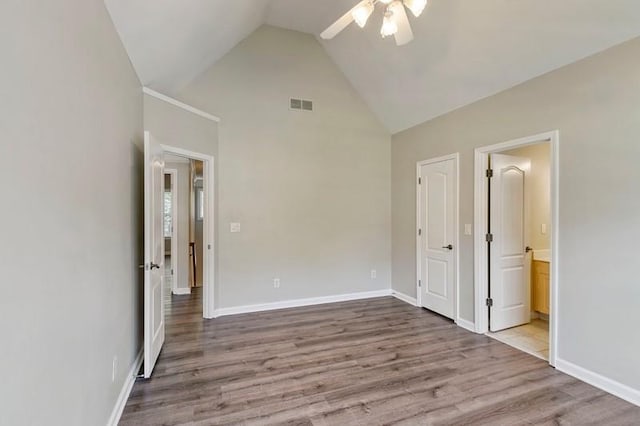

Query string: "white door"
[489, 154, 531, 332]
[419, 158, 457, 319]
[144, 131, 165, 378]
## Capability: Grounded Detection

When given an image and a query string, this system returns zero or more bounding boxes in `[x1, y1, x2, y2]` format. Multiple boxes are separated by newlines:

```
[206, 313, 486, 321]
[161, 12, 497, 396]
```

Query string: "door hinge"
[171, 269, 174, 276]
[486, 168, 494, 178]
[485, 233, 493, 242]
[486, 298, 493, 307]
[418, 228, 422, 236]
[418, 280, 421, 287]
[418, 177, 422, 185]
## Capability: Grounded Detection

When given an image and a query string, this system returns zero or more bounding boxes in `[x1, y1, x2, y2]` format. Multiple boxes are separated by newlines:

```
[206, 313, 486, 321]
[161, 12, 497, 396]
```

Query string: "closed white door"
[419, 158, 457, 319]
[144, 131, 165, 378]
[489, 154, 531, 332]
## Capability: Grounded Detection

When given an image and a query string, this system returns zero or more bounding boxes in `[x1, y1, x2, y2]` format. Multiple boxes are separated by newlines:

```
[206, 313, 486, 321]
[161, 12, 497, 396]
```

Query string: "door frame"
[416, 153, 460, 322]
[164, 168, 179, 295]
[161, 144, 216, 319]
[473, 130, 559, 366]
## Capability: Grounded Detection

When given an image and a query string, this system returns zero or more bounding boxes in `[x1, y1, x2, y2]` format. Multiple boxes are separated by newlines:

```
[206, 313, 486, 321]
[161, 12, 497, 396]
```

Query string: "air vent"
[290, 98, 302, 110]
[290, 98, 313, 112]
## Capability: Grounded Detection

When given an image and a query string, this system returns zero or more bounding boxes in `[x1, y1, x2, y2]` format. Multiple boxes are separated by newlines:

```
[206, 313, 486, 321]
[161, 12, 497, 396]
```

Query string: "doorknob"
[442, 245, 453, 250]
[150, 262, 161, 270]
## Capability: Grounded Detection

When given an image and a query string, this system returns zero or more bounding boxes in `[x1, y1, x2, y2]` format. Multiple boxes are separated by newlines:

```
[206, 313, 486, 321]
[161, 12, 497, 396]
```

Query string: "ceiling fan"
[320, 0, 427, 46]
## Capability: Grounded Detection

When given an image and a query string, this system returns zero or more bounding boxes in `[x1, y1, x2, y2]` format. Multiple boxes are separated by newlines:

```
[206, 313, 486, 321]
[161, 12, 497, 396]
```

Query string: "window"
[197, 188, 204, 221]
[164, 191, 172, 237]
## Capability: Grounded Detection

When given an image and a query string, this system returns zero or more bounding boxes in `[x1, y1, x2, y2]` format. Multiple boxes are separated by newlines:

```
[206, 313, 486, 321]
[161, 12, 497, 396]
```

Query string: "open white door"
[419, 157, 457, 319]
[489, 154, 531, 332]
[144, 131, 165, 378]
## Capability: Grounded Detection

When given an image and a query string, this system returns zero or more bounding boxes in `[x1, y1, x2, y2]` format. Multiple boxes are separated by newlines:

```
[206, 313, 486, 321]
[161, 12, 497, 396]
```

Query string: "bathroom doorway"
[473, 131, 559, 365]
[488, 142, 551, 359]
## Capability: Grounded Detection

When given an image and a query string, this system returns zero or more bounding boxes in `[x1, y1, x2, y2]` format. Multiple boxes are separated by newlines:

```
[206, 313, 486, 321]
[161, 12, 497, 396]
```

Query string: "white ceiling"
[105, 0, 270, 92]
[106, 0, 640, 133]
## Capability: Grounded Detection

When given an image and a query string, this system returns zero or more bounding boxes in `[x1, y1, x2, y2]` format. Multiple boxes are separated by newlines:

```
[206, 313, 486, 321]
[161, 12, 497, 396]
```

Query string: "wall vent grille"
[290, 98, 313, 112]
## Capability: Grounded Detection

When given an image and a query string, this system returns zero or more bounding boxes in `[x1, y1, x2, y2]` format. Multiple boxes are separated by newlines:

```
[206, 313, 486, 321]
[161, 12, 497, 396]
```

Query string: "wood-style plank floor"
[120, 290, 640, 425]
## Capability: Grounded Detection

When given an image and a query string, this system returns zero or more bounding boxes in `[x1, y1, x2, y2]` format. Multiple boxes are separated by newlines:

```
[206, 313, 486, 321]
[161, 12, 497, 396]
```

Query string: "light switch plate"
[541, 224, 547, 235]
[230, 222, 241, 233]
[464, 224, 472, 235]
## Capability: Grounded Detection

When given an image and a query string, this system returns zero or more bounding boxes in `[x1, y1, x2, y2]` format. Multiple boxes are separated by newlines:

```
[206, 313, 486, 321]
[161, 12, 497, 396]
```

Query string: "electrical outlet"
[273, 278, 280, 289]
[464, 224, 472, 235]
[112, 356, 117, 382]
[371, 269, 377, 279]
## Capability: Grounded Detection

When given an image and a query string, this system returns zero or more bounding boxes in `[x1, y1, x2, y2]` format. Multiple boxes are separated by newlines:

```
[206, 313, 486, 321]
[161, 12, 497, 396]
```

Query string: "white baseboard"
[555, 358, 640, 407]
[456, 318, 476, 333]
[391, 290, 417, 306]
[214, 289, 393, 317]
[107, 348, 143, 426]
[172, 287, 191, 295]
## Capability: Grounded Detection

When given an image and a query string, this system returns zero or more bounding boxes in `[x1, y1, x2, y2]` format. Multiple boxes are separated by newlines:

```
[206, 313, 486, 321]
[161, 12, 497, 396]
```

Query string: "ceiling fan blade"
[391, 1, 414, 46]
[320, 0, 368, 40]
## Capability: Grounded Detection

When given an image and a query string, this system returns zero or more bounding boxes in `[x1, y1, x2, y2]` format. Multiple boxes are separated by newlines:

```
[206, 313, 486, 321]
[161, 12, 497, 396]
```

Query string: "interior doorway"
[191, 160, 205, 289]
[163, 154, 206, 296]
[160, 147, 214, 319]
[473, 131, 559, 366]
[164, 168, 179, 296]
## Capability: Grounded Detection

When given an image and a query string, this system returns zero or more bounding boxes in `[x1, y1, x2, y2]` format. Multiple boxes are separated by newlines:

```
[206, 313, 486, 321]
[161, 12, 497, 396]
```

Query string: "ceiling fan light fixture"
[352, 1, 375, 28]
[403, 0, 427, 17]
[380, 9, 398, 38]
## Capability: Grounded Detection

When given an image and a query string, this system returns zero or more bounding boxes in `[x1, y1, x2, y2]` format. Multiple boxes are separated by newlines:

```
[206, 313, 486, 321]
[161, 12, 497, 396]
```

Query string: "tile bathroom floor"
[487, 318, 549, 360]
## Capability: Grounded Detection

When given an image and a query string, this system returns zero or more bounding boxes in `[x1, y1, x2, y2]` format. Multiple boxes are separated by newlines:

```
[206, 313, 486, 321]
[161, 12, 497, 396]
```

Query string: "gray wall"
[0, 0, 143, 424]
[178, 25, 392, 308]
[165, 161, 191, 291]
[392, 37, 640, 391]
[143, 94, 219, 156]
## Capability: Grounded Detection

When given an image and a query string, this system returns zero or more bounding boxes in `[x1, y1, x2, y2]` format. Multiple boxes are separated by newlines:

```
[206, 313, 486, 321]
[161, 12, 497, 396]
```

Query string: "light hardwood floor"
[120, 291, 640, 425]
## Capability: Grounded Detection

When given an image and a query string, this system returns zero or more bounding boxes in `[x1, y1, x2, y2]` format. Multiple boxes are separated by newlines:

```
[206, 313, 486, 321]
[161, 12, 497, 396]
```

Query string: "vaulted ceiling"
[105, 0, 640, 133]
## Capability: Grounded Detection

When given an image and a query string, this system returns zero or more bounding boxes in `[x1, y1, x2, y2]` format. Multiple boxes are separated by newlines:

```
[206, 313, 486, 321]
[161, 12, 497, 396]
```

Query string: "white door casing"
[418, 157, 457, 319]
[489, 154, 531, 332]
[160, 145, 216, 319]
[144, 131, 165, 378]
